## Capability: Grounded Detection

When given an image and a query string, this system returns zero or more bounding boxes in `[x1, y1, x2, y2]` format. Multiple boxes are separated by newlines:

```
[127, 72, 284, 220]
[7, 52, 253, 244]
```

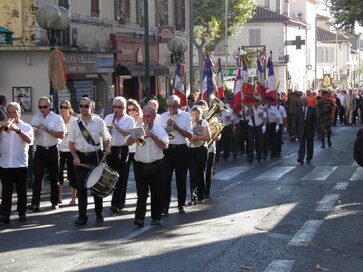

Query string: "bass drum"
[85, 163, 119, 198]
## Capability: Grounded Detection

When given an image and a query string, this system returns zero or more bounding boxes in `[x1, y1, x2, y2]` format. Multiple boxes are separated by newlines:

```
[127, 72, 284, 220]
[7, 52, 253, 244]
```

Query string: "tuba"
[206, 97, 229, 147]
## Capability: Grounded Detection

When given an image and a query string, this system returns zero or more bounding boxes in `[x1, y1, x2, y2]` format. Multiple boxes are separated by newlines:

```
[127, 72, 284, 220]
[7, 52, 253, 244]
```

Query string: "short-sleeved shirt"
[247, 106, 266, 127]
[160, 109, 192, 145]
[58, 116, 78, 152]
[104, 113, 135, 147]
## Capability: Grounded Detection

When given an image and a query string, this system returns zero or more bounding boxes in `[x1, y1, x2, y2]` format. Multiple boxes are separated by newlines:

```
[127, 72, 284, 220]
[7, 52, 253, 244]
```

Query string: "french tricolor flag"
[266, 57, 278, 106]
[174, 63, 186, 107]
[201, 54, 214, 103]
[231, 58, 243, 114]
[257, 56, 266, 100]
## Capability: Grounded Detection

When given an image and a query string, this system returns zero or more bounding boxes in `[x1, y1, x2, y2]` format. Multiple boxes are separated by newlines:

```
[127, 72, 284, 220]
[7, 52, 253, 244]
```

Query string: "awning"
[115, 64, 169, 77]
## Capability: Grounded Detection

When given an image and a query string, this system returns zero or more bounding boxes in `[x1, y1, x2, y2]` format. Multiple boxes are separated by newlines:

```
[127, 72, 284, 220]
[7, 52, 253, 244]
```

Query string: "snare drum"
[85, 163, 119, 198]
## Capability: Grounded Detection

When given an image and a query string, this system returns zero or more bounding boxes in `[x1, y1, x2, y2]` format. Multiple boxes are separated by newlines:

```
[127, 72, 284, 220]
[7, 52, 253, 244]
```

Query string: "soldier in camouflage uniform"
[318, 90, 334, 148]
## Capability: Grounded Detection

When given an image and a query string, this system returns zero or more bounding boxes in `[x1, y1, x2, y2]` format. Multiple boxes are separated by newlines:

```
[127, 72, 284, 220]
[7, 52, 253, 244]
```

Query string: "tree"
[324, 0, 363, 31]
[193, 0, 256, 88]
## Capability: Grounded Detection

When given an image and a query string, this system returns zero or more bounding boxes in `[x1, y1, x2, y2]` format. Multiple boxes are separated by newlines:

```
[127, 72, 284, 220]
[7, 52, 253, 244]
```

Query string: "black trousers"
[298, 135, 314, 161]
[32, 145, 59, 207]
[0, 167, 27, 217]
[205, 151, 215, 197]
[75, 150, 103, 218]
[247, 125, 262, 161]
[276, 124, 283, 156]
[189, 146, 208, 201]
[216, 124, 232, 159]
[134, 159, 163, 221]
[239, 120, 249, 155]
[59, 151, 77, 189]
[106, 146, 129, 208]
[123, 152, 135, 204]
[161, 144, 188, 211]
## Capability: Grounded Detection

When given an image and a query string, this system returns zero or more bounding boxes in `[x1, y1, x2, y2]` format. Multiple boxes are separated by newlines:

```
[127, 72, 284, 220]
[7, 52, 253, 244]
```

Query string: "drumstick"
[100, 154, 106, 164]
[79, 163, 93, 169]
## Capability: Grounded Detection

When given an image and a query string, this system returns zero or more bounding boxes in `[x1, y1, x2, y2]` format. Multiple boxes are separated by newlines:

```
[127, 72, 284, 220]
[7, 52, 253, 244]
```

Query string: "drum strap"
[78, 119, 99, 147]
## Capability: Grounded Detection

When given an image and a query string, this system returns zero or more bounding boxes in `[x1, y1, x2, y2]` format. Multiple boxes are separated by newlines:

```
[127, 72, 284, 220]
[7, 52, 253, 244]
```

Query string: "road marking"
[283, 153, 297, 159]
[301, 166, 337, 181]
[254, 167, 294, 180]
[119, 226, 153, 242]
[220, 180, 243, 192]
[264, 260, 295, 272]
[351, 161, 358, 166]
[315, 194, 340, 212]
[350, 167, 363, 180]
[213, 166, 249, 180]
[333, 182, 349, 190]
[288, 220, 323, 246]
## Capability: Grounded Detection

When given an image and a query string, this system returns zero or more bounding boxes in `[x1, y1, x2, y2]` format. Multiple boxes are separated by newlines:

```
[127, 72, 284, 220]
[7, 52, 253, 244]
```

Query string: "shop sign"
[97, 53, 114, 73]
[63, 52, 97, 74]
[0, 26, 13, 45]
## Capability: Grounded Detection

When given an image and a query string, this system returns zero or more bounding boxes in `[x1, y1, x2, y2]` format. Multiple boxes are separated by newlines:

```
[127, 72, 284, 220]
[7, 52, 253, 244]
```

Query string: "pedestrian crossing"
[300, 166, 337, 181]
[254, 167, 295, 180]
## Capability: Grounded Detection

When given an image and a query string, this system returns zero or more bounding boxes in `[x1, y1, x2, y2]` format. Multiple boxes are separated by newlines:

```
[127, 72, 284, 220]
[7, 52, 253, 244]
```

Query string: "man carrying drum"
[68, 97, 112, 225]
[127, 106, 169, 227]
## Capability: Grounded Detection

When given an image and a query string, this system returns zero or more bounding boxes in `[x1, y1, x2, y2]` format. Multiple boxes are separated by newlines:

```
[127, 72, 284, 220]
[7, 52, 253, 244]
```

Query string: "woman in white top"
[58, 100, 78, 205]
[188, 106, 210, 205]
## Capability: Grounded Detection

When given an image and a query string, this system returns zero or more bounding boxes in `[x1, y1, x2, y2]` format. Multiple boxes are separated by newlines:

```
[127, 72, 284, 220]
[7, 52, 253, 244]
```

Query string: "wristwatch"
[15, 128, 21, 134]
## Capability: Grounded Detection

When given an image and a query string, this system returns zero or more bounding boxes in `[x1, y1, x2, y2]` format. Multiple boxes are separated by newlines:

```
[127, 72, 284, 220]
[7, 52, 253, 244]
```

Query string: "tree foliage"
[193, 0, 256, 88]
[324, 0, 363, 31]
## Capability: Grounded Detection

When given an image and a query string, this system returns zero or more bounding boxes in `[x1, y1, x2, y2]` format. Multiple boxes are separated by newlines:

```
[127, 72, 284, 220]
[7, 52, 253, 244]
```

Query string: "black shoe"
[306, 160, 311, 164]
[27, 204, 35, 211]
[96, 214, 104, 223]
[321, 144, 325, 148]
[110, 205, 123, 213]
[134, 219, 144, 228]
[27, 205, 40, 212]
[327, 139, 332, 147]
[18, 214, 27, 222]
[0, 215, 10, 224]
[188, 200, 197, 206]
[297, 159, 304, 165]
[161, 208, 169, 216]
[204, 194, 210, 199]
[74, 216, 88, 225]
[178, 208, 186, 214]
[51, 204, 58, 210]
[151, 219, 161, 225]
[247, 157, 253, 163]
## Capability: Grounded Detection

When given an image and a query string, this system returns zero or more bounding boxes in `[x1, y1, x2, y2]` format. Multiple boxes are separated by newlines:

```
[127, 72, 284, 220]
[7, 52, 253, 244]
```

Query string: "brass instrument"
[136, 124, 148, 146]
[0, 119, 14, 133]
[167, 112, 177, 140]
[206, 97, 229, 147]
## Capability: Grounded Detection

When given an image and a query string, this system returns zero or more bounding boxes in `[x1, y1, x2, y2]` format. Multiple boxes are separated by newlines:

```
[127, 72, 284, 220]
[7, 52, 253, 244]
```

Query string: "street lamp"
[36, 4, 71, 111]
[168, 37, 188, 64]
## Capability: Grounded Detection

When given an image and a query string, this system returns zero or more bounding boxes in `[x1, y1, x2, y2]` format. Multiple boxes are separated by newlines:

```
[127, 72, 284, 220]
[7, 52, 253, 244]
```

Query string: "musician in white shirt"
[68, 97, 112, 225]
[160, 95, 192, 215]
[28, 97, 66, 212]
[0, 102, 33, 224]
[127, 106, 168, 227]
[263, 97, 282, 159]
[104, 96, 135, 213]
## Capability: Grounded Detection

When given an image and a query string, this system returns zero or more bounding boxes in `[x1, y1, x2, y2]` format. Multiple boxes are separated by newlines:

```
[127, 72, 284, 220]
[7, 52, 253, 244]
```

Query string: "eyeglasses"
[79, 104, 90, 109]
[60, 106, 69, 109]
[38, 105, 48, 109]
[113, 105, 123, 109]
[127, 108, 137, 112]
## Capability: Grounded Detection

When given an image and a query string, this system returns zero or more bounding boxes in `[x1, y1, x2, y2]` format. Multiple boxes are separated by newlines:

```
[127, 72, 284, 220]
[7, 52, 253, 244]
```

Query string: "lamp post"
[36, 4, 71, 111]
[167, 37, 188, 95]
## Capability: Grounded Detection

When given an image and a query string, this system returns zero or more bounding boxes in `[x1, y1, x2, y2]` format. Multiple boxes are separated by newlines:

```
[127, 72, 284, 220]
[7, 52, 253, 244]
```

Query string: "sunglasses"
[38, 105, 48, 109]
[127, 108, 137, 112]
[113, 105, 123, 109]
[60, 106, 70, 109]
[79, 104, 90, 109]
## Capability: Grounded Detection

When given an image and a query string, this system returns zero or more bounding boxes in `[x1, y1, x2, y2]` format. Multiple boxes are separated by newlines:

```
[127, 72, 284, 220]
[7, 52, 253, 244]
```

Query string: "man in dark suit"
[296, 96, 317, 165]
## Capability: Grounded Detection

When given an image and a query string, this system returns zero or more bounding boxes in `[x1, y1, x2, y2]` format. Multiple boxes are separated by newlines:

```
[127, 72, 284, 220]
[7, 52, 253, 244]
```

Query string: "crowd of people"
[0, 87, 362, 226]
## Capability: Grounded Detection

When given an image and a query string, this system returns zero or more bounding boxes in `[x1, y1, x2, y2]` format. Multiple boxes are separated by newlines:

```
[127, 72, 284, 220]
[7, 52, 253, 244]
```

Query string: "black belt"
[168, 143, 187, 149]
[37, 145, 57, 150]
[77, 151, 99, 156]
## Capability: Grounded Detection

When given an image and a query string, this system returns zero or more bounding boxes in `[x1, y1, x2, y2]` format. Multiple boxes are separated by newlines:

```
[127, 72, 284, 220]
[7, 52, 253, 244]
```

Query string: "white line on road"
[213, 166, 250, 180]
[220, 180, 243, 192]
[301, 166, 337, 181]
[315, 194, 340, 212]
[254, 167, 295, 181]
[288, 220, 323, 246]
[351, 161, 358, 166]
[264, 260, 295, 272]
[333, 182, 349, 190]
[350, 167, 363, 180]
[283, 153, 297, 159]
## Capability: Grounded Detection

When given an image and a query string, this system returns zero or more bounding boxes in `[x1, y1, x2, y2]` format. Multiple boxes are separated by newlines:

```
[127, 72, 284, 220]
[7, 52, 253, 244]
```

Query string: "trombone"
[136, 124, 149, 146]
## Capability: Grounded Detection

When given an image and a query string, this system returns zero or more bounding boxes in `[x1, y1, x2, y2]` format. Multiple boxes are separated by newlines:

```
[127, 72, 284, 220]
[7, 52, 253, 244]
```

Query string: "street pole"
[144, 0, 151, 101]
[224, 0, 228, 74]
[314, 12, 317, 90]
[189, 0, 194, 95]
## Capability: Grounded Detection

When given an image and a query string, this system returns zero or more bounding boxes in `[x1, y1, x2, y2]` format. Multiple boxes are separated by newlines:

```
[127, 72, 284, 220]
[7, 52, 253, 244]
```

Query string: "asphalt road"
[0, 124, 362, 272]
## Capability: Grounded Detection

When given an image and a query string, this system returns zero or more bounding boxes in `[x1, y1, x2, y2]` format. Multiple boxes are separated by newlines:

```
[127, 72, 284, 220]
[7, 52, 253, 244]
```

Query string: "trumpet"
[136, 124, 149, 146]
[167, 112, 177, 140]
[0, 119, 15, 133]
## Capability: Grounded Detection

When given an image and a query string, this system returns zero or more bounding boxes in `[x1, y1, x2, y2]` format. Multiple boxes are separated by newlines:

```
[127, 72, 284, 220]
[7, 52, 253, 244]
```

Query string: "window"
[249, 29, 261, 46]
[276, 0, 281, 13]
[91, 0, 99, 17]
[115, 0, 130, 23]
[174, 0, 185, 31]
[156, 0, 168, 26]
[264, 0, 271, 9]
[137, 0, 144, 25]
[317, 47, 335, 63]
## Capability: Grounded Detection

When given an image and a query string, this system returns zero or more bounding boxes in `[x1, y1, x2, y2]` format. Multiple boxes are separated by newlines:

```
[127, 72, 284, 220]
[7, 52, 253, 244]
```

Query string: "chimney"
[283, 0, 289, 16]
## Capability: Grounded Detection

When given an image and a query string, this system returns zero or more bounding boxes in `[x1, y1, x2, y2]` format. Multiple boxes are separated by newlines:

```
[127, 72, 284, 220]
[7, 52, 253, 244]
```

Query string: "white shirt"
[154, 113, 162, 126]
[68, 115, 111, 153]
[31, 111, 66, 147]
[246, 106, 266, 126]
[265, 105, 281, 124]
[160, 109, 192, 145]
[0, 121, 34, 168]
[134, 123, 169, 163]
[104, 113, 135, 146]
[58, 116, 78, 152]
[277, 105, 287, 125]
[219, 105, 234, 126]
[190, 119, 210, 148]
